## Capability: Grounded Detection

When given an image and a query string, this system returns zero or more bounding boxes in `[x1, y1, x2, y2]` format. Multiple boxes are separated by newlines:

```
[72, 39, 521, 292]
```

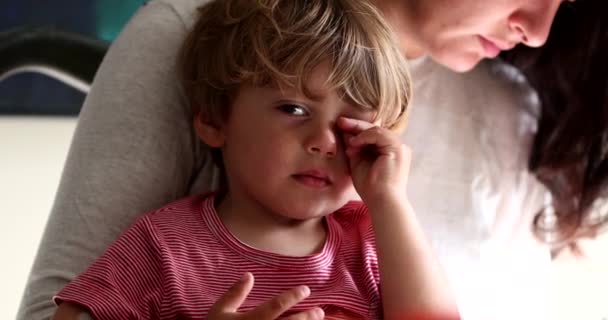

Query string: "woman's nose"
[509, 4, 560, 47]
[305, 127, 338, 157]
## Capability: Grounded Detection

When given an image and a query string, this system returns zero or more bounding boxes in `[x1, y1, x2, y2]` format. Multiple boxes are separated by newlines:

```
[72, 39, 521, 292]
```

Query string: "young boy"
[52, 0, 459, 319]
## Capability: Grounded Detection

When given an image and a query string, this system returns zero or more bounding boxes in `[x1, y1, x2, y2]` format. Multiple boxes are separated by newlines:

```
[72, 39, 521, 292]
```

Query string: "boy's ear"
[193, 114, 225, 148]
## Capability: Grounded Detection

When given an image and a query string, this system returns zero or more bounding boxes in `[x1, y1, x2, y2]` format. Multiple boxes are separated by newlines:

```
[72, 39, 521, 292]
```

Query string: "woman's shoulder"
[479, 58, 540, 129]
[115, 0, 210, 43]
[473, 59, 541, 172]
[150, 0, 213, 28]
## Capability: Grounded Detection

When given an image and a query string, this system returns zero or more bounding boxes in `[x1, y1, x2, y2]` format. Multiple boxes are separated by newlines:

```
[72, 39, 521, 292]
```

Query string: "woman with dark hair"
[504, 0, 608, 256]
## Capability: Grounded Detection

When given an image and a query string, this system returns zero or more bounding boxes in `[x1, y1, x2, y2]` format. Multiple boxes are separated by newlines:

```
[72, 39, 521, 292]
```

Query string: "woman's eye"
[278, 104, 308, 116]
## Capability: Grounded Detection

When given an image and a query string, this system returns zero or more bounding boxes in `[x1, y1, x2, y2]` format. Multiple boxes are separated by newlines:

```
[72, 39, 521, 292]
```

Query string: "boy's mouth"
[292, 170, 332, 188]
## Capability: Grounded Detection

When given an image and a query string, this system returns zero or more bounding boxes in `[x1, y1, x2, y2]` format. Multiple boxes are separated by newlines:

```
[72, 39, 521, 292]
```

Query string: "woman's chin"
[434, 53, 482, 73]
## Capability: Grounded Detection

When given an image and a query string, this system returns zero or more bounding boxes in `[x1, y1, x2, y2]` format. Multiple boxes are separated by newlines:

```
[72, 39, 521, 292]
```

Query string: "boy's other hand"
[207, 272, 325, 320]
[337, 116, 411, 204]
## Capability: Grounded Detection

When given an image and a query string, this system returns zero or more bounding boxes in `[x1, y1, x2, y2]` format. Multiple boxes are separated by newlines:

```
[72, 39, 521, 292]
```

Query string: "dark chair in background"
[0, 26, 108, 94]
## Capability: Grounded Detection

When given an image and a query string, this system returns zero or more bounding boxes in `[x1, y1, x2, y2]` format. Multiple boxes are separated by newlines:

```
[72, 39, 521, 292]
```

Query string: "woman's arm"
[17, 1, 218, 319]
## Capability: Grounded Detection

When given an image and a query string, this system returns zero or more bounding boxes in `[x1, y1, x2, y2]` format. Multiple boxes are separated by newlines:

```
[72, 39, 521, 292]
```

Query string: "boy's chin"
[284, 199, 352, 220]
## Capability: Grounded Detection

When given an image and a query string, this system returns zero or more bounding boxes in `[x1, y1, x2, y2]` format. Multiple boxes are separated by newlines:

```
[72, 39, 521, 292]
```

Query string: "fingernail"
[314, 307, 325, 318]
[241, 272, 251, 282]
[298, 285, 310, 298]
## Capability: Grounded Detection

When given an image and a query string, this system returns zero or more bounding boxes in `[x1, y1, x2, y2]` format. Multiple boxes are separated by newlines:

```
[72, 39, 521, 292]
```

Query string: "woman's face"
[391, 0, 567, 72]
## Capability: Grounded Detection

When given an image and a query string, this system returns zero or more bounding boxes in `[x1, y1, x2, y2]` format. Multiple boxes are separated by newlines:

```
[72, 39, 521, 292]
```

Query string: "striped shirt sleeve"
[54, 216, 166, 320]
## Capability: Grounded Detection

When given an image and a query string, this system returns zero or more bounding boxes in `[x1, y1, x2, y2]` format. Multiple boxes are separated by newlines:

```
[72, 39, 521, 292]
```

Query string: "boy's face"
[201, 65, 374, 220]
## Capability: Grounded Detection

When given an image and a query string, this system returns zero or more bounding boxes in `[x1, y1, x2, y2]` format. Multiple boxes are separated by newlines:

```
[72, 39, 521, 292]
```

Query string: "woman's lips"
[478, 36, 502, 58]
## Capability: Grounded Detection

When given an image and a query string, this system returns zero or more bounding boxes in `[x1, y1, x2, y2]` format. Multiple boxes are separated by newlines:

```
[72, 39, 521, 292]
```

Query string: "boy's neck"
[215, 192, 328, 256]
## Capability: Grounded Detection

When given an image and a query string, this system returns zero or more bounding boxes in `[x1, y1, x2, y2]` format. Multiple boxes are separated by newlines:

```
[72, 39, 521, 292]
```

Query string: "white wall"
[0, 117, 77, 320]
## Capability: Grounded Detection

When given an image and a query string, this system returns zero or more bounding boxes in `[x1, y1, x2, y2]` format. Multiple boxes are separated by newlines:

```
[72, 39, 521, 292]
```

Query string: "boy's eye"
[278, 104, 308, 116]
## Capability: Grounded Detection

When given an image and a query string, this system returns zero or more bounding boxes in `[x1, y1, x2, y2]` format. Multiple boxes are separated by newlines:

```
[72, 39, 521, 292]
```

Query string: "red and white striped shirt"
[55, 194, 382, 319]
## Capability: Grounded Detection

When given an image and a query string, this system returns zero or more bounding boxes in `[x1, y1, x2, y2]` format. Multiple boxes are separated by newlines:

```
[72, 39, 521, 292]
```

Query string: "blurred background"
[1, 1, 607, 320]
[0, 1, 144, 318]
[0, 0, 144, 116]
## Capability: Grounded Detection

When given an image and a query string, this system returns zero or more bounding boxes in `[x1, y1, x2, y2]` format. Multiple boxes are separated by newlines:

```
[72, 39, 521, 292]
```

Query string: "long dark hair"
[502, 0, 608, 254]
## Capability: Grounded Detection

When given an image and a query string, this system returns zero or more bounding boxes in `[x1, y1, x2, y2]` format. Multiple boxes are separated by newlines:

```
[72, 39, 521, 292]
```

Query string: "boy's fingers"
[248, 285, 311, 319]
[209, 272, 254, 314]
[348, 126, 395, 149]
[337, 116, 376, 134]
[282, 307, 325, 320]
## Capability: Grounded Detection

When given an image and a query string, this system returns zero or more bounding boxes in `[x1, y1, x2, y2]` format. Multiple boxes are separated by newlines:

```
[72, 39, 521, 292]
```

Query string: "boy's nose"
[306, 128, 337, 157]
